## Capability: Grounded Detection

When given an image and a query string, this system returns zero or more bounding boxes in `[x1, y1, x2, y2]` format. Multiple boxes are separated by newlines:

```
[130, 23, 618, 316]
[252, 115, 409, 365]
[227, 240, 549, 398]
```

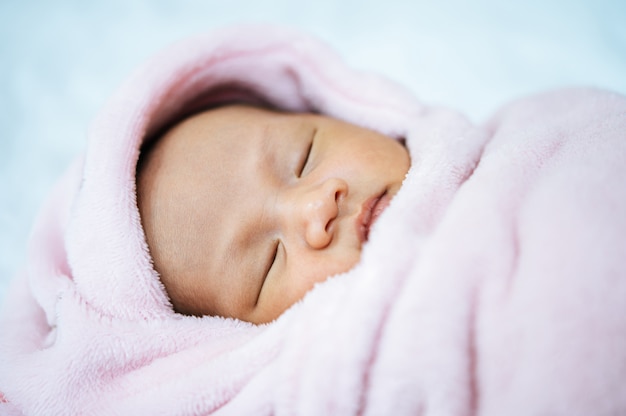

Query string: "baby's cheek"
[257, 249, 361, 322]
[304, 249, 361, 286]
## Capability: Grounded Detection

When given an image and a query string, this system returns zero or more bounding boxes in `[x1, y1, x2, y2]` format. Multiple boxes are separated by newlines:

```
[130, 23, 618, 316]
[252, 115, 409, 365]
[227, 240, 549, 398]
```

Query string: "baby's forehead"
[138, 104, 335, 202]
[141, 105, 313, 198]
[164, 105, 317, 155]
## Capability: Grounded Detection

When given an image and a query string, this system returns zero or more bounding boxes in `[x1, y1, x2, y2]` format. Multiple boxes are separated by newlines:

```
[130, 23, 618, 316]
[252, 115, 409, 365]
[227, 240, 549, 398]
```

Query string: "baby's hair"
[137, 85, 274, 178]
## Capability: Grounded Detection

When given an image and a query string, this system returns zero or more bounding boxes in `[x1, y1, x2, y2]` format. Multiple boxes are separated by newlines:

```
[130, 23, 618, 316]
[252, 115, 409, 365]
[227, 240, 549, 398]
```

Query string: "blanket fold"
[1, 25, 625, 415]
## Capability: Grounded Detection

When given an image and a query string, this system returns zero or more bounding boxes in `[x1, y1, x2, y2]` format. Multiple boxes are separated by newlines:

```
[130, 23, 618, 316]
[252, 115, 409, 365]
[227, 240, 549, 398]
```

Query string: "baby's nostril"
[335, 187, 347, 204]
[325, 218, 334, 233]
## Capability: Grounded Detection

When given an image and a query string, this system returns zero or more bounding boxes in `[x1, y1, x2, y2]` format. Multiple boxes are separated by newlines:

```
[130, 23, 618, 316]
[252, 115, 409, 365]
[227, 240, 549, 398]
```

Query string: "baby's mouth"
[357, 190, 391, 243]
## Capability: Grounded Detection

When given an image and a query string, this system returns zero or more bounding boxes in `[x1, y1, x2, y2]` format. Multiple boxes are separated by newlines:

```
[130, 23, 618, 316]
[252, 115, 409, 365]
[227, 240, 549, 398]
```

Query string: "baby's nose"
[300, 178, 347, 249]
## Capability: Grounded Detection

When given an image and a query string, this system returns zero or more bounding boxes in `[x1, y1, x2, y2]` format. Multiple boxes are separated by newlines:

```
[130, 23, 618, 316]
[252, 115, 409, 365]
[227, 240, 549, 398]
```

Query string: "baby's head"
[137, 104, 409, 324]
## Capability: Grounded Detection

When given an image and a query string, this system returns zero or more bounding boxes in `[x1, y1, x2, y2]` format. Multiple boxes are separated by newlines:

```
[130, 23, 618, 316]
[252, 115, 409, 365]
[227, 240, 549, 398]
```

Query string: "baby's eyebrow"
[221, 234, 263, 313]
[256, 121, 298, 180]
[256, 124, 280, 168]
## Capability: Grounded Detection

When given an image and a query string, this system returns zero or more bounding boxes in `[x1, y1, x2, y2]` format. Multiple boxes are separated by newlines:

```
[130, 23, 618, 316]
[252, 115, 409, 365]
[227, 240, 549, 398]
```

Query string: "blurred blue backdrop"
[1, 0, 625, 304]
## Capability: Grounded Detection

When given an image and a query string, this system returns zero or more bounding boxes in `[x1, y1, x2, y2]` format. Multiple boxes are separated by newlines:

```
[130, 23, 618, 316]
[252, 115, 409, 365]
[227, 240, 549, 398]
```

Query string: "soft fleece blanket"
[1, 25, 626, 415]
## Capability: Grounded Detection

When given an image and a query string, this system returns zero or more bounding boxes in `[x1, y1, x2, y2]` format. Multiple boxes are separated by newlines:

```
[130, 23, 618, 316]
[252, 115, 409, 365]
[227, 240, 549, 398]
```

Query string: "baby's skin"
[137, 105, 410, 324]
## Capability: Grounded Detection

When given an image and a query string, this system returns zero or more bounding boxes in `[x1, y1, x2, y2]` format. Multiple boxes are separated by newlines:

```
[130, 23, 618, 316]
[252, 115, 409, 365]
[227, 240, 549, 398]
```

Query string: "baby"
[137, 104, 410, 324]
[3, 26, 626, 415]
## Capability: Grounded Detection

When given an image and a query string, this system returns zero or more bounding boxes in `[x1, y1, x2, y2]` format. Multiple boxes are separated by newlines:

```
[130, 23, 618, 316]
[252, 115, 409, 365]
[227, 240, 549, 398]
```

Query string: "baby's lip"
[357, 190, 391, 243]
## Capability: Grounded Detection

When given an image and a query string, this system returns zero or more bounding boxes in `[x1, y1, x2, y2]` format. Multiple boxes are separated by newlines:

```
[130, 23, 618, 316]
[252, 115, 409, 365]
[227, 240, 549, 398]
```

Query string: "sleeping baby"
[137, 104, 410, 324]
[1, 25, 625, 415]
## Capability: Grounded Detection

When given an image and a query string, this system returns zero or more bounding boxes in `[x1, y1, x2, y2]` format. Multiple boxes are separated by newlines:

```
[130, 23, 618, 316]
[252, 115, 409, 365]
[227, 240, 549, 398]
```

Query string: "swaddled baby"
[3, 24, 626, 416]
[137, 104, 410, 324]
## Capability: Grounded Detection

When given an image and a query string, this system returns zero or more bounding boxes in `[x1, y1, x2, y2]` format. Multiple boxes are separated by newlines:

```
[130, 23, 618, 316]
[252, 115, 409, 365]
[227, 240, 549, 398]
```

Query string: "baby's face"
[137, 105, 410, 324]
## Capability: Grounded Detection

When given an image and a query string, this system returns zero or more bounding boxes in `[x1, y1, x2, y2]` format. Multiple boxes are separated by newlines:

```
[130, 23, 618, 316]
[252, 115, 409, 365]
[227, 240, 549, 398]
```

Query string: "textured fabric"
[1, 25, 625, 415]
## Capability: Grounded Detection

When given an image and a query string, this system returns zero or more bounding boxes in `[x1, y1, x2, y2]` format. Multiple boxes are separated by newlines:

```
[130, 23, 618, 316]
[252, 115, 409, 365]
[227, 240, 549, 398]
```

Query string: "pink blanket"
[1, 25, 625, 415]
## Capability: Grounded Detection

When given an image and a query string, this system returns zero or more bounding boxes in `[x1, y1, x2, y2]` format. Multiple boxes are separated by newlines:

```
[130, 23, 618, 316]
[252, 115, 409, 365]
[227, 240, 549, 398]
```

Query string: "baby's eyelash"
[256, 241, 279, 307]
[298, 131, 315, 177]
[265, 241, 279, 278]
